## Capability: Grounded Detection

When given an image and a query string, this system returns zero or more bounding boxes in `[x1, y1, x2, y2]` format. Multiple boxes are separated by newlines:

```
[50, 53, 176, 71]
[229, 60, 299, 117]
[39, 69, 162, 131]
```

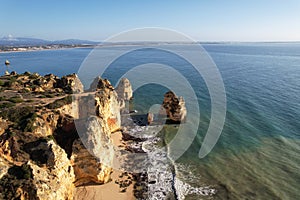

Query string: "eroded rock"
[0, 141, 75, 200]
[116, 77, 133, 101]
[56, 73, 84, 94]
[29, 140, 75, 200]
[0, 73, 122, 199]
[161, 91, 187, 123]
[71, 117, 114, 186]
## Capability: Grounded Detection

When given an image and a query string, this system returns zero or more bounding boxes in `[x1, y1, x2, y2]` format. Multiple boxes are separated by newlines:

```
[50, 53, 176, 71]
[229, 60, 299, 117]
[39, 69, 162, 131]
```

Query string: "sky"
[0, 0, 300, 42]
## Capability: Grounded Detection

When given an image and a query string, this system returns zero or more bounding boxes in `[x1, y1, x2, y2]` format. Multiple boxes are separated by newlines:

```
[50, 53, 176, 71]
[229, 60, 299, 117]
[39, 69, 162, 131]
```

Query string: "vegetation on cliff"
[0, 71, 120, 199]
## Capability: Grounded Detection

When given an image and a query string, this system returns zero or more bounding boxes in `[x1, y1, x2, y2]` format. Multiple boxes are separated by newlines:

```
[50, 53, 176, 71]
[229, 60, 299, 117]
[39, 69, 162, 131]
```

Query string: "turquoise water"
[1, 43, 299, 199]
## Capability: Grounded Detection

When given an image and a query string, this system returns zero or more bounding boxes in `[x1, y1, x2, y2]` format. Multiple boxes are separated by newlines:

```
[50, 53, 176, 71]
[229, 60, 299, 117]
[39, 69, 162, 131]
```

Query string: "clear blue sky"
[1, 0, 300, 41]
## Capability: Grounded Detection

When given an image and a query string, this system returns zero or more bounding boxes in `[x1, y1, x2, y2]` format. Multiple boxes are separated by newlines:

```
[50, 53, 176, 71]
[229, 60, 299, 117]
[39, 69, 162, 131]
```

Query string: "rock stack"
[115, 77, 133, 101]
[160, 91, 187, 123]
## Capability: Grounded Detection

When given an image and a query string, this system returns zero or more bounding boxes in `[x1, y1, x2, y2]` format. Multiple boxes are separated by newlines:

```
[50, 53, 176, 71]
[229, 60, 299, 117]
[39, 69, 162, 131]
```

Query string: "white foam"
[125, 124, 216, 199]
[174, 178, 216, 200]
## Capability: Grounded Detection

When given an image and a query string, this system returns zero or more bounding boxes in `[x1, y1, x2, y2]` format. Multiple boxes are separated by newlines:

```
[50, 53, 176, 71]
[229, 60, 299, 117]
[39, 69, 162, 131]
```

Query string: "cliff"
[0, 72, 120, 199]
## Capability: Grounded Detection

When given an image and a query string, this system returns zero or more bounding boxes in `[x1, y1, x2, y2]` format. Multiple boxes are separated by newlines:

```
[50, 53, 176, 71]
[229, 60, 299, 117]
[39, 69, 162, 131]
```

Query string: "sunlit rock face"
[84, 77, 121, 133]
[56, 73, 84, 94]
[161, 91, 187, 123]
[71, 117, 114, 186]
[0, 140, 75, 200]
[71, 77, 122, 186]
[2, 72, 84, 94]
[28, 140, 75, 200]
[115, 77, 133, 101]
[0, 73, 122, 199]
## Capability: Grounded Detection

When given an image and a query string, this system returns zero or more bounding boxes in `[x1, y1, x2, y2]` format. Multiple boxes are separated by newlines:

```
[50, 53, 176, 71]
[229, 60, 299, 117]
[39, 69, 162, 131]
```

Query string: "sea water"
[1, 42, 299, 199]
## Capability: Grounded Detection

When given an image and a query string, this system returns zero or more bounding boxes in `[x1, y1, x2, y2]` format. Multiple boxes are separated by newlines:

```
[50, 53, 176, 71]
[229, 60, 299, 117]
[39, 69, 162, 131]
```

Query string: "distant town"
[0, 35, 99, 52]
[0, 44, 96, 52]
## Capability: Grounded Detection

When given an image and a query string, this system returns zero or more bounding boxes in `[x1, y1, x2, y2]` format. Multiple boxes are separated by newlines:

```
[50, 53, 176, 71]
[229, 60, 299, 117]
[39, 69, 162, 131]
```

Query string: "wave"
[127, 125, 217, 200]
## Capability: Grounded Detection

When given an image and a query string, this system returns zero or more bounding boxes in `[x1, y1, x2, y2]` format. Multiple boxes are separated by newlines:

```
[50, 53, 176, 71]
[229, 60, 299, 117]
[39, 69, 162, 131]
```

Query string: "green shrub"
[0, 80, 4, 86]
[3, 77, 17, 87]
[0, 96, 6, 101]
[8, 97, 24, 103]
[8, 164, 33, 180]
[47, 95, 72, 109]
[24, 113, 38, 132]
[0, 102, 15, 109]
[0, 106, 36, 131]
[18, 88, 30, 93]
[45, 93, 55, 98]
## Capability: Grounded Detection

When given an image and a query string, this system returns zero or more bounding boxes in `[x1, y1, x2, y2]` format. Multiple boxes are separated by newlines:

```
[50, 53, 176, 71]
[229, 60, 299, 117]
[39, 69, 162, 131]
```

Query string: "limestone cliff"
[28, 140, 75, 200]
[0, 139, 75, 200]
[0, 72, 120, 199]
[71, 77, 121, 186]
[86, 77, 121, 133]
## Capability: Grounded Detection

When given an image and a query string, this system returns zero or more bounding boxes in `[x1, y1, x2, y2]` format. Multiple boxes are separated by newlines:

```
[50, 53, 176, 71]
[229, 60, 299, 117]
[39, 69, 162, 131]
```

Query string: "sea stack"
[115, 77, 133, 101]
[147, 112, 154, 125]
[160, 91, 187, 123]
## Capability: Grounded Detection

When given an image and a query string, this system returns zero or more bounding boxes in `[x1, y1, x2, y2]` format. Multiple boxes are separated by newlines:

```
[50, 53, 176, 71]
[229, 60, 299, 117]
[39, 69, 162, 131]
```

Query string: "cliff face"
[0, 72, 120, 199]
[28, 140, 75, 200]
[94, 79, 121, 133]
[70, 77, 121, 186]
[0, 138, 75, 200]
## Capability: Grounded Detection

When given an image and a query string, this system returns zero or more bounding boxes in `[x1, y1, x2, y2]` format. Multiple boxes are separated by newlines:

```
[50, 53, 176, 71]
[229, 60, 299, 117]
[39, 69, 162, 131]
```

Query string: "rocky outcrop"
[71, 117, 113, 186]
[31, 110, 60, 137]
[56, 73, 84, 94]
[88, 76, 113, 91]
[147, 112, 154, 125]
[0, 71, 83, 94]
[0, 118, 8, 136]
[87, 77, 121, 133]
[0, 72, 122, 199]
[71, 77, 121, 186]
[0, 140, 75, 200]
[161, 91, 187, 123]
[28, 140, 75, 200]
[115, 77, 133, 101]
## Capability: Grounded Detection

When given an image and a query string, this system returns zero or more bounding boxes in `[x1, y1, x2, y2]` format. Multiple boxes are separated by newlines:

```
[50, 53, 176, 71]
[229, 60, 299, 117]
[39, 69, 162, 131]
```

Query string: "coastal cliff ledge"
[0, 71, 123, 200]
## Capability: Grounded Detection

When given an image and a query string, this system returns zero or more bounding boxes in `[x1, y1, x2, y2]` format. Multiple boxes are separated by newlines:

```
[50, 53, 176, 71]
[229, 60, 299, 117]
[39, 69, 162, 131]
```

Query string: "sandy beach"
[74, 131, 136, 200]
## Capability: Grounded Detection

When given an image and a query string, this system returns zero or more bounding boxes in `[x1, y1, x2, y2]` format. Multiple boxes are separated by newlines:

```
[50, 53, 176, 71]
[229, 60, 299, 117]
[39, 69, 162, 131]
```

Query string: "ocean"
[1, 43, 299, 199]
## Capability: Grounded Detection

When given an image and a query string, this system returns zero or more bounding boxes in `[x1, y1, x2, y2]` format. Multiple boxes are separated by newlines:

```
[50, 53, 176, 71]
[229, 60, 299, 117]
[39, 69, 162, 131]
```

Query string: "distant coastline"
[1, 40, 300, 54]
[0, 44, 96, 53]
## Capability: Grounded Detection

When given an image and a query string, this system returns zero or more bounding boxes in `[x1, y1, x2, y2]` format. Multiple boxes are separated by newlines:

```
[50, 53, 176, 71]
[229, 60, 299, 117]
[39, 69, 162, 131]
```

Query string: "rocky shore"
[0, 71, 189, 200]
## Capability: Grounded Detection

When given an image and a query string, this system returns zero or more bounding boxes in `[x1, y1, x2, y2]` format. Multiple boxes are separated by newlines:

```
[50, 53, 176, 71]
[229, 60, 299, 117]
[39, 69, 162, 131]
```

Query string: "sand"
[74, 170, 135, 200]
[74, 131, 136, 200]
